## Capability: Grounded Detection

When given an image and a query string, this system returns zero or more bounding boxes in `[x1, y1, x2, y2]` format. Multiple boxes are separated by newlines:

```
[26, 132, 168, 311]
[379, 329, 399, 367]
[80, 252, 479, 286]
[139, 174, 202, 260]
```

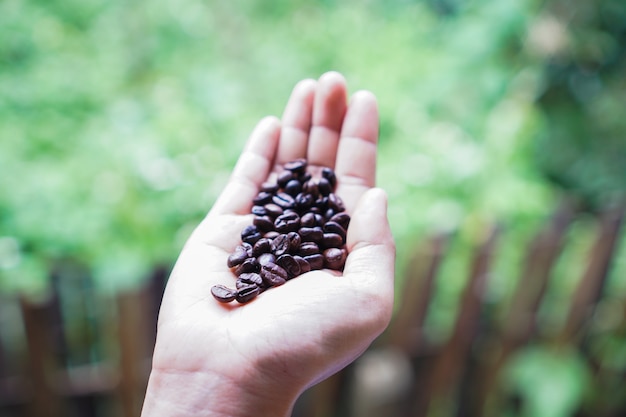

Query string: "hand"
[141, 72, 396, 417]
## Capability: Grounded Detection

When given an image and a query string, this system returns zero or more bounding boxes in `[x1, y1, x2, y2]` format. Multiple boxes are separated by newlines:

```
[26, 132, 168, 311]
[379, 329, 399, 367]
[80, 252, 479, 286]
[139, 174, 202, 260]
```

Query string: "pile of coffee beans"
[211, 158, 350, 304]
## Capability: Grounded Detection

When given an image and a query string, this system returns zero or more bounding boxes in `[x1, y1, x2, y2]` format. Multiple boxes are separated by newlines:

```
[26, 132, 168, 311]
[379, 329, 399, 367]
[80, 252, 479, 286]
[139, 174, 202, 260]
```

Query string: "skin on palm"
[142, 72, 395, 417]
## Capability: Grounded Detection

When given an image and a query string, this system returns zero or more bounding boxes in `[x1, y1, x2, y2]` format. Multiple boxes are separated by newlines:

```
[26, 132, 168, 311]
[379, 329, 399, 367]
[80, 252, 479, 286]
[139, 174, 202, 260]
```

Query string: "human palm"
[142, 72, 395, 417]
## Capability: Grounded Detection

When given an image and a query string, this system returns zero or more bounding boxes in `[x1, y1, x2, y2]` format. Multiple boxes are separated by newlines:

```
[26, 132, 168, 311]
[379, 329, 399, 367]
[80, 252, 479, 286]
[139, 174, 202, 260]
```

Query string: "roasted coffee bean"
[295, 193, 314, 210]
[324, 208, 335, 220]
[294, 256, 311, 274]
[324, 221, 346, 240]
[238, 272, 264, 287]
[329, 212, 350, 229]
[304, 254, 324, 270]
[277, 170, 294, 187]
[253, 191, 273, 205]
[236, 284, 261, 303]
[253, 216, 275, 233]
[284, 179, 302, 196]
[284, 158, 307, 174]
[234, 257, 259, 276]
[227, 245, 249, 268]
[299, 227, 324, 243]
[298, 242, 320, 256]
[251, 205, 267, 216]
[261, 181, 279, 193]
[286, 231, 302, 250]
[276, 254, 301, 278]
[211, 284, 237, 303]
[252, 238, 272, 257]
[264, 231, 279, 239]
[274, 212, 300, 233]
[300, 212, 316, 227]
[328, 193, 345, 212]
[260, 263, 288, 286]
[264, 203, 284, 218]
[257, 252, 276, 266]
[322, 233, 344, 248]
[272, 192, 296, 209]
[302, 179, 319, 199]
[322, 167, 337, 188]
[323, 248, 347, 270]
[299, 172, 312, 184]
[318, 177, 332, 196]
[241, 225, 262, 245]
[272, 234, 291, 256]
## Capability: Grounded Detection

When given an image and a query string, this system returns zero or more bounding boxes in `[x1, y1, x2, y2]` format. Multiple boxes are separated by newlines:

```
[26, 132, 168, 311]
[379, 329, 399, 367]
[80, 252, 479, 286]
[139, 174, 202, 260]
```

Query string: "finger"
[307, 71, 348, 168]
[276, 78, 317, 165]
[335, 90, 379, 188]
[210, 116, 281, 216]
[344, 187, 395, 297]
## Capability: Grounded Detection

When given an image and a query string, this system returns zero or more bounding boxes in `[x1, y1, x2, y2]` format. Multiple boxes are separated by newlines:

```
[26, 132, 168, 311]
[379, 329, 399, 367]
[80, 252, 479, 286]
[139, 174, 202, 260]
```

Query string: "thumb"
[344, 187, 396, 301]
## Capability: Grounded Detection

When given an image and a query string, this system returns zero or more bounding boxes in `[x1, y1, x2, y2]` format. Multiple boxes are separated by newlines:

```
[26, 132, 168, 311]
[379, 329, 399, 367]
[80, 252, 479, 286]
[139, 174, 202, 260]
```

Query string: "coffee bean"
[300, 212, 316, 227]
[263, 231, 279, 239]
[295, 193, 314, 210]
[276, 254, 301, 278]
[252, 238, 272, 257]
[322, 167, 337, 188]
[253, 191, 273, 205]
[253, 216, 275, 233]
[238, 272, 264, 287]
[234, 257, 260, 276]
[329, 212, 350, 229]
[264, 203, 284, 218]
[323, 248, 347, 270]
[324, 221, 346, 240]
[272, 192, 296, 209]
[286, 231, 302, 251]
[236, 284, 261, 303]
[302, 179, 319, 199]
[318, 177, 332, 196]
[298, 242, 320, 256]
[260, 263, 288, 286]
[299, 172, 312, 184]
[277, 170, 294, 188]
[294, 256, 311, 274]
[299, 227, 323, 243]
[257, 252, 276, 266]
[227, 245, 249, 268]
[284, 158, 307, 174]
[322, 233, 344, 248]
[328, 193, 345, 212]
[211, 284, 237, 303]
[272, 234, 291, 257]
[251, 205, 267, 216]
[304, 254, 324, 270]
[261, 182, 279, 193]
[275, 212, 300, 233]
[241, 225, 262, 245]
[284, 179, 302, 196]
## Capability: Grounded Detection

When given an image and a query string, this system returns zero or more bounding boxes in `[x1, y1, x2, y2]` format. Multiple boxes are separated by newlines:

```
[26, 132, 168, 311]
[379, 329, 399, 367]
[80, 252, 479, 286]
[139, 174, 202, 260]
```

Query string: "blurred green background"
[0, 0, 625, 416]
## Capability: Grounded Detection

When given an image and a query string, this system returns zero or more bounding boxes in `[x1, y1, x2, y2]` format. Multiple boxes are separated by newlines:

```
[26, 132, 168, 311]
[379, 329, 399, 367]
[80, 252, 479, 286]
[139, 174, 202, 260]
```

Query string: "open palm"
[142, 72, 395, 417]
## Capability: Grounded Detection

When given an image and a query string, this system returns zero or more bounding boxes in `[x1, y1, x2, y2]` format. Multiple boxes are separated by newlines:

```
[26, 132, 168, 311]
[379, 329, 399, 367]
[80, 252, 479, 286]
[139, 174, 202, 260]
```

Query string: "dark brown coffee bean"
[284, 179, 302, 196]
[241, 225, 262, 245]
[315, 196, 329, 210]
[260, 263, 288, 286]
[328, 193, 345, 212]
[284, 158, 307, 174]
[274, 212, 300, 233]
[227, 245, 249, 268]
[264, 230, 279, 239]
[318, 177, 332, 196]
[298, 242, 320, 256]
[322, 167, 337, 188]
[251, 205, 267, 216]
[257, 252, 277, 266]
[277, 170, 294, 187]
[253, 191, 273, 205]
[276, 254, 301, 278]
[252, 238, 272, 256]
[295, 193, 314, 210]
[322, 233, 344, 248]
[272, 234, 291, 256]
[329, 212, 350, 229]
[286, 231, 302, 251]
[299, 227, 324, 243]
[264, 203, 284, 218]
[304, 254, 324, 270]
[298, 172, 312, 184]
[302, 179, 319, 199]
[253, 216, 275, 233]
[211, 284, 237, 303]
[323, 248, 347, 270]
[273, 192, 295, 209]
[324, 221, 346, 240]
[294, 256, 311, 274]
[234, 257, 259, 275]
[236, 284, 261, 303]
[261, 182, 279, 193]
[300, 212, 316, 227]
[238, 272, 264, 287]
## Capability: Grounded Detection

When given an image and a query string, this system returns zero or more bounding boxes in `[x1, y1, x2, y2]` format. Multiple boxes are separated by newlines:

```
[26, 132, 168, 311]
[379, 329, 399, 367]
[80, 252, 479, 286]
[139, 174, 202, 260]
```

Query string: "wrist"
[141, 364, 299, 417]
